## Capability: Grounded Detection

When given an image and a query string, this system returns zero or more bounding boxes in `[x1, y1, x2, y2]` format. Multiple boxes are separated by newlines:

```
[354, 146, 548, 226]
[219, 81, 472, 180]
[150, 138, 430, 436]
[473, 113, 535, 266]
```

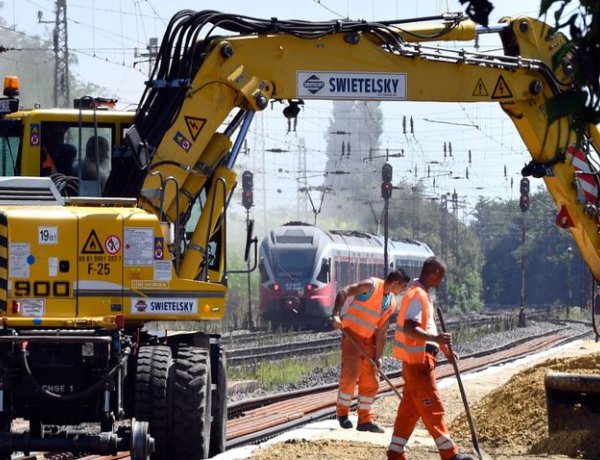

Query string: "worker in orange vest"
[331, 269, 410, 433]
[387, 256, 473, 460]
[41, 146, 57, 176]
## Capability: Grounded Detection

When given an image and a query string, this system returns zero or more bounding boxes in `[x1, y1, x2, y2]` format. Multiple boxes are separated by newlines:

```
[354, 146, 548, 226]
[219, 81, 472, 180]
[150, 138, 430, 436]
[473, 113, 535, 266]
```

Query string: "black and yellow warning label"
[82, 229, 104, 254]
[491, 76, 513, 99]
[472, 78, 489, 97]
[185, 116, 207, 141]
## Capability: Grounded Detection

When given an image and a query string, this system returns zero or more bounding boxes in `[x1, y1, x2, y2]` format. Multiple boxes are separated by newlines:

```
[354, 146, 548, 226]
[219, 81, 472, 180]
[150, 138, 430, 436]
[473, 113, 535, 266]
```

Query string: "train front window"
[0, 120, 21, 176]
[271, 249, 316, 278]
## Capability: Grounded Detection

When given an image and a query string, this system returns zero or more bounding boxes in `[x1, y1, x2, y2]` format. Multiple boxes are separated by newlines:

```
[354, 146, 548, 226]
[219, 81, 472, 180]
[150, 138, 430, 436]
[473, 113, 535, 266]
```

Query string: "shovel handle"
[437, 308, 484, 460]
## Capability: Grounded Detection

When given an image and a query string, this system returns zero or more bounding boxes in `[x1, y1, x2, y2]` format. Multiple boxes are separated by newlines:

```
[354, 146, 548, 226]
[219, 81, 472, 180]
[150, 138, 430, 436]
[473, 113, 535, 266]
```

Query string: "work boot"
[337, 415, 353, 429]
[356, 422, 385, 433]
[451, 454, 475, 460]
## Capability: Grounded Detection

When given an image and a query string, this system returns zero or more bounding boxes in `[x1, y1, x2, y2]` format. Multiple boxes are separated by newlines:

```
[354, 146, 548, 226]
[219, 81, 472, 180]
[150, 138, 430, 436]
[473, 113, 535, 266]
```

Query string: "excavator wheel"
[170, 345, 212, 459]
[545, 372, 600, 433]
[134, 345, 172, 460]
[209, 350, 227, 457]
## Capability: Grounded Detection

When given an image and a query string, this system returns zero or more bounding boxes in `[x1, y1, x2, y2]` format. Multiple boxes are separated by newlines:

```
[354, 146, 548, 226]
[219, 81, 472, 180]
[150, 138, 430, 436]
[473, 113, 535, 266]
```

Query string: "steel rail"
[226, 310, 552, 366]
[226, 327, 592, 448]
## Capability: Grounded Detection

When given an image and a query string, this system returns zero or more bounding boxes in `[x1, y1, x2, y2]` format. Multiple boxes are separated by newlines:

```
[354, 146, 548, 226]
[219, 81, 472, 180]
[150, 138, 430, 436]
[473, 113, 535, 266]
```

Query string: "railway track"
[226, 309, 553, 366]
[226, 326, 593, 448]
[9, 312, 571, 460]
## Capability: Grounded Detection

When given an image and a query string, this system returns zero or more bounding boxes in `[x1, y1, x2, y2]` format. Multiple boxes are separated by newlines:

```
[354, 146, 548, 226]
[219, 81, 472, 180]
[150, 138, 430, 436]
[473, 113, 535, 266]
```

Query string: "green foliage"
[228, 352, 339, 390]
[459, 0, 494, 27]
[542, 1, 600, 139]
[463, 1, 600, 141]
[448, 268, 484, 312]
[471, 191, 592, 307]
[224, 248, 260, 331]
[0, 5, 114, 109]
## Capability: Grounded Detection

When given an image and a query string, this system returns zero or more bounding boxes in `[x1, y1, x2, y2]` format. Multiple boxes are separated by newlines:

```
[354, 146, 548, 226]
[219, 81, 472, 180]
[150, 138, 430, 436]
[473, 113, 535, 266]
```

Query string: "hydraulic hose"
[19, 342, 131, 402]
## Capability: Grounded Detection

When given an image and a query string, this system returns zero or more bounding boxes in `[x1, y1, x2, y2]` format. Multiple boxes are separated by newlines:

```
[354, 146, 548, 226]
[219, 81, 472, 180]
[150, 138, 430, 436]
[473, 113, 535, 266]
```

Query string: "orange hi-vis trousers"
[387, 352, 458, 460]
[335, 331, 379, 425]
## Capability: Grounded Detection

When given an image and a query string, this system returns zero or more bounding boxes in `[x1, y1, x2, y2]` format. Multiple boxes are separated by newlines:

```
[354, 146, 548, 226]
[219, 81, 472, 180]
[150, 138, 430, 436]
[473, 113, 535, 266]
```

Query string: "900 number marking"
[14, 280, 70, 297]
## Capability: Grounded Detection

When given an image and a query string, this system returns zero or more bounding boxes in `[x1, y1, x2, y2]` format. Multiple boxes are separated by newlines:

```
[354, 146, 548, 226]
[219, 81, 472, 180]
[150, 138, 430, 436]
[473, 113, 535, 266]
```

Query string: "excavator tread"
[170, 346, 212, 460]
[134, 345, 172, 460]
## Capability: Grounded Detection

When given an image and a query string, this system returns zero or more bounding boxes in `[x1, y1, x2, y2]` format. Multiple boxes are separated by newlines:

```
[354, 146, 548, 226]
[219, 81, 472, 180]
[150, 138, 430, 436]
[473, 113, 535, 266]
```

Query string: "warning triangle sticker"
[472, 78, 489, 97]
[82, 229, 104, 254]
[185, 116, 206, 141]
[491, 76, 513, 99]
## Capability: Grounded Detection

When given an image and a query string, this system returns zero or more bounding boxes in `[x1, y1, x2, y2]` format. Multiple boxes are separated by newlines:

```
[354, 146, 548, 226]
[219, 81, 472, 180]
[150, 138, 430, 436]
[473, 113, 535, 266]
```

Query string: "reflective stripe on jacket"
[342, 277, 392, 338]
[392, 283, 430, 363]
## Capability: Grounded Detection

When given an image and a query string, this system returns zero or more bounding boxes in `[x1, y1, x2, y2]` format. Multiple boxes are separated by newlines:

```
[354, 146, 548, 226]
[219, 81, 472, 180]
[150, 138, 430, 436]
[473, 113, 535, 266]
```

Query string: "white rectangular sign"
[38, 226, 58, 245]
[297, 71, 407, 100]
[131, 297, 198, 315]
[21, 299, 45, 317]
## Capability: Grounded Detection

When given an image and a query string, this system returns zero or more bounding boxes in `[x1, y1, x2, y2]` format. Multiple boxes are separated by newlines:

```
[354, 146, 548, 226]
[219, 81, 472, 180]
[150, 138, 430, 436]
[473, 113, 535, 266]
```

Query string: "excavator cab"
[0, 76, 134, 196]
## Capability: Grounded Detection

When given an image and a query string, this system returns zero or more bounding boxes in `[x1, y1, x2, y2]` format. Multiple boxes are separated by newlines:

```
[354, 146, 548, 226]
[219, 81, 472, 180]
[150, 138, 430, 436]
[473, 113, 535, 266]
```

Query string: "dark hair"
[420, 256, 447, 277]
[386, 268, 410, 284]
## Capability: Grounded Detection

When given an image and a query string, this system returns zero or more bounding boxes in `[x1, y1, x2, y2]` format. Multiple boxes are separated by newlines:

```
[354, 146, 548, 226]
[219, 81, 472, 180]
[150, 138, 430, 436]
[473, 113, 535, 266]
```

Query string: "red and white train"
[258, 222, 434, 328]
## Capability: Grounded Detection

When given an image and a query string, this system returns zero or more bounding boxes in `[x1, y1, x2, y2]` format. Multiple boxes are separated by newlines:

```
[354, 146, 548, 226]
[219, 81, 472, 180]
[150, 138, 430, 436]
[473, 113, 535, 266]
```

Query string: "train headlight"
[306, 283, 318, 291]
[270, 283, 281, 291]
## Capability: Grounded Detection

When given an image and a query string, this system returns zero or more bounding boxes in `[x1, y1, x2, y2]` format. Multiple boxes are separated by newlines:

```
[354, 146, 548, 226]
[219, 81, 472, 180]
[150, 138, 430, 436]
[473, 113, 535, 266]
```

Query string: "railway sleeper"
[545, 372, 600, 433]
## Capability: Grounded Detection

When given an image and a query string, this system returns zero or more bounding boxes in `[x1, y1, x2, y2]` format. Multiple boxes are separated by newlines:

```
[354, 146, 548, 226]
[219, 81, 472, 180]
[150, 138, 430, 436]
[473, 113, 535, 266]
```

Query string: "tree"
[0, 6, 113, 109]
[471, 192, 592, 306]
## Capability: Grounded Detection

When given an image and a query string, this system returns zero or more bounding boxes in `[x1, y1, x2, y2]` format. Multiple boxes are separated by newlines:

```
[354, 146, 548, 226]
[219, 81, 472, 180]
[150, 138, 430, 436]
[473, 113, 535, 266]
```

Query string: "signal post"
[519, 177, 530, 327]
[382, 163, 393, 276]
[242, 171, 254, 329]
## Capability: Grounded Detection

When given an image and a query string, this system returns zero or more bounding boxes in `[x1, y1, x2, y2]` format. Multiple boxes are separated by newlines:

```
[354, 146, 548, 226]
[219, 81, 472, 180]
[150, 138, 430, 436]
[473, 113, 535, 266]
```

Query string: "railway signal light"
[242, 170, 253, 209]
[381, 163, 393, 201]
[381, 182, 393, 201]
[519, 177, 530, 213]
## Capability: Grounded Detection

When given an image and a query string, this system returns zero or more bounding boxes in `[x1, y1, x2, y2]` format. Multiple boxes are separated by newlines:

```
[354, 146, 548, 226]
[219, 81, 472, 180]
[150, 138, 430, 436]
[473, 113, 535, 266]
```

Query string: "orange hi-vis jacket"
[341, 277, 396, 339]
[392, 283, 430, 364]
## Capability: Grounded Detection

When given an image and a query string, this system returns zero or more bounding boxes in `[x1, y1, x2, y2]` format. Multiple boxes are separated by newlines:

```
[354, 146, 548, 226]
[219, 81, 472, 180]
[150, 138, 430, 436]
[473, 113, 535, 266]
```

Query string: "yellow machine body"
[0, 201, 225, 328]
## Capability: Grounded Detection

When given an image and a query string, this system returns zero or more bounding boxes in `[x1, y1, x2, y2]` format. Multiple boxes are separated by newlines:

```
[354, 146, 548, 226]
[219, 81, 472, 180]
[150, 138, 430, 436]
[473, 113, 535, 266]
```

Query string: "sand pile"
[450, 352, 600, 458]
[250, 439, 387, 460]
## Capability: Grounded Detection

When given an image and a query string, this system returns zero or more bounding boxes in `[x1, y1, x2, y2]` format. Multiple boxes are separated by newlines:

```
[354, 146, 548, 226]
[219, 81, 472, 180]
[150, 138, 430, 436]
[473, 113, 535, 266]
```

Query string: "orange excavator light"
[3, 76, 20, 97]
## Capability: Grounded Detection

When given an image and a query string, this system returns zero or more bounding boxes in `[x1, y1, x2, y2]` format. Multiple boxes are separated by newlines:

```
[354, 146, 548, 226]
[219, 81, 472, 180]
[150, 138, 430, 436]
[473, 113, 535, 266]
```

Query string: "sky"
[0, 0, 562, 229]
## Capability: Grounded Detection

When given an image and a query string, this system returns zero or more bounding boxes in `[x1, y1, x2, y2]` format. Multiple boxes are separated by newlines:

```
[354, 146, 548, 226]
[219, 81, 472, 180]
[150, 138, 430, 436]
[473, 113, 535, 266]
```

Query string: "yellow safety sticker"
[82, 229, 104, 254]
[185, 116, 207, 141]
[472, 78, 489, 97]
[491, 75, 513, 99]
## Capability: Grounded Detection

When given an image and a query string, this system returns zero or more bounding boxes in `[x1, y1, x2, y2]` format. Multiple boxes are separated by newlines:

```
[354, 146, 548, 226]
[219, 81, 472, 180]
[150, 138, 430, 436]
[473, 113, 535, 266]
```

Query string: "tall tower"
[53, 0, 69, 107]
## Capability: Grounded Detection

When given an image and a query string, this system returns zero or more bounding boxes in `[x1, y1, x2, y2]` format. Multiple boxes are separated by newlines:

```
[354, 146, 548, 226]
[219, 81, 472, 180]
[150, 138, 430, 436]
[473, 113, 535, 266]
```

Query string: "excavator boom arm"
[122, 10, 600, 284]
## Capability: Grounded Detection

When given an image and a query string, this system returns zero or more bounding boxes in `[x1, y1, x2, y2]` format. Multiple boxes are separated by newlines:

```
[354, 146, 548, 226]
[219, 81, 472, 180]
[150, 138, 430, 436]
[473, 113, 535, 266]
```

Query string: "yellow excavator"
[0, 8, 597, 459]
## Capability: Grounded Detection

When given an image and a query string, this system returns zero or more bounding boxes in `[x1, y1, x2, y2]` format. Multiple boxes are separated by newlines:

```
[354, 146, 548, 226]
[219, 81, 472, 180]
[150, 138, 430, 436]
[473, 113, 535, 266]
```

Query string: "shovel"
[341, 328, 403, 400]
[437, 307, 493, 460]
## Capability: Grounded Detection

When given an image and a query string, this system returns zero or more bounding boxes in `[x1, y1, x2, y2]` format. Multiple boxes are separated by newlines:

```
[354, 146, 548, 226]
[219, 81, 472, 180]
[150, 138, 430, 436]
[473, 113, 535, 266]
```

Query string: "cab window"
[41, 122, 114, 196]
[0, 120, 21, 176]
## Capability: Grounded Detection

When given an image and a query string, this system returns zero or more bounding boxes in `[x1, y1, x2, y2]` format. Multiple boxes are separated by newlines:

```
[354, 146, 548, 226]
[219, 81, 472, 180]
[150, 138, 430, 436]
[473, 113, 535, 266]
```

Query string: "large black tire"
[134, 345, 172, 460]
[209, 351, 227, 457]
[170, 346, 212, 459]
